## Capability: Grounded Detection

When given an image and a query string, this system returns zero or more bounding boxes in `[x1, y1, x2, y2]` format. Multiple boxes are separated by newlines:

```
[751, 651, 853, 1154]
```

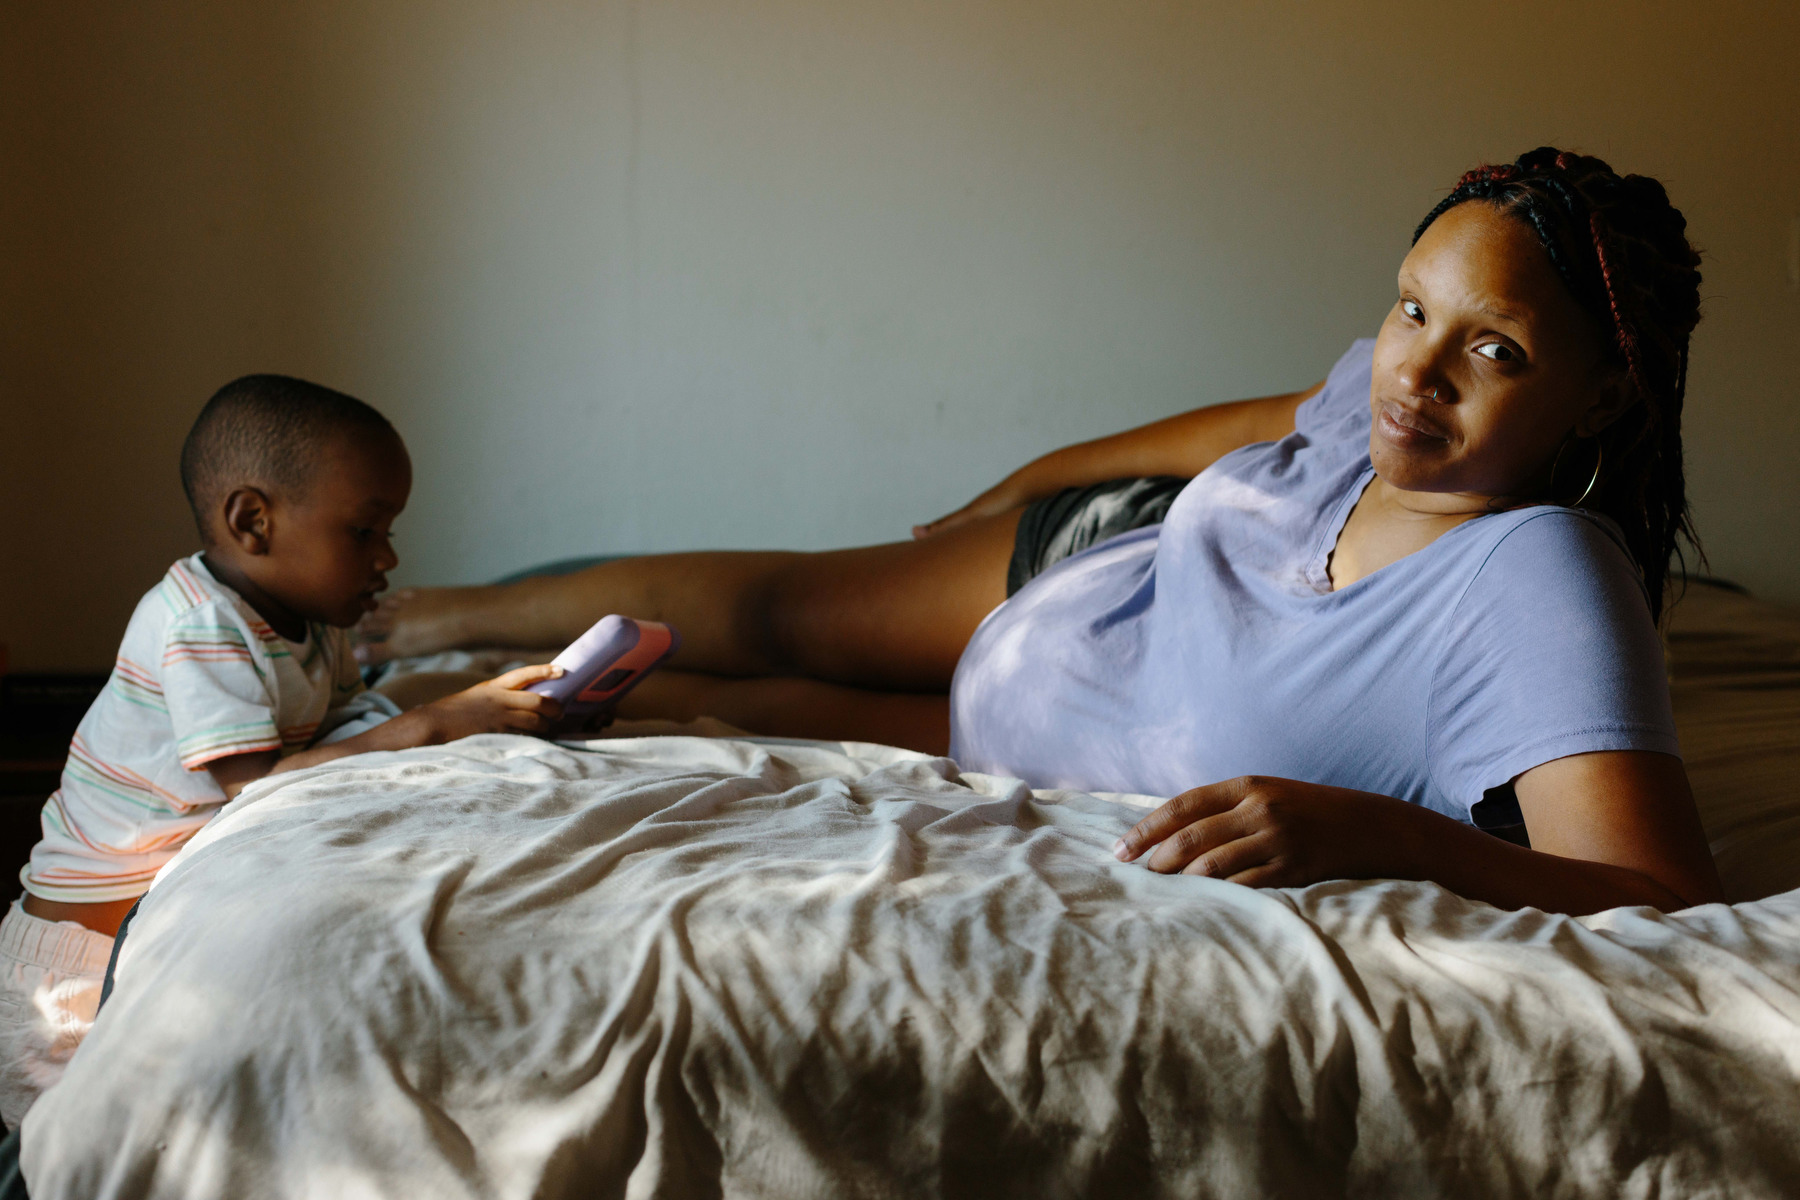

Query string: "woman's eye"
[1474, 342, 1518, 363]
[1400, 299, 1423, 322]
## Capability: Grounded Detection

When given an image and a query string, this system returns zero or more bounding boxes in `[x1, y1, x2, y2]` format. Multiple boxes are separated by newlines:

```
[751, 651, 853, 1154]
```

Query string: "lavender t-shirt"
[948, 339, 1680, 823]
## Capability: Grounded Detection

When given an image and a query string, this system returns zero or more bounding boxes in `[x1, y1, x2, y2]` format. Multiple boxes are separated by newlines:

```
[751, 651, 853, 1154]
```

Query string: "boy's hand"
[415, 664, 565, 743]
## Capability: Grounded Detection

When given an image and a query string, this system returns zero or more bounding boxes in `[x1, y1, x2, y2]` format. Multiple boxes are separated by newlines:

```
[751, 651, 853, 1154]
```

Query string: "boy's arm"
[205, 712, 427, 799]
[206, 749, 283, 800]
[205, 664, 564, 800]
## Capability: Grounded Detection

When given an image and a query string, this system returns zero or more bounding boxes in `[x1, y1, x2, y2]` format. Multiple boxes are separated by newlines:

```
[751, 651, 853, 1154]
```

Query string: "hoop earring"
[1548, 435, 1604, 508]
[1570, 439, 1603, 508]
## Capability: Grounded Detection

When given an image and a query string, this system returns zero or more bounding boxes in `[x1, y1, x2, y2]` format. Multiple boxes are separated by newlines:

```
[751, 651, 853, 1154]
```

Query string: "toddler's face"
[264, 432, 413, 628]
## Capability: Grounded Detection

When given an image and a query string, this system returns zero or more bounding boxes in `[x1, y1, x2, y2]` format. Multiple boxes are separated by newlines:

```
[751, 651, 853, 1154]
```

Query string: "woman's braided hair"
[1413, 147, 1703, 622]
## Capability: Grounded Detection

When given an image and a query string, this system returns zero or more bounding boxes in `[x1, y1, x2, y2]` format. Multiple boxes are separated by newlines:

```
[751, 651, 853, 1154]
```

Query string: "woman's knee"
[753, 541, 986, 688]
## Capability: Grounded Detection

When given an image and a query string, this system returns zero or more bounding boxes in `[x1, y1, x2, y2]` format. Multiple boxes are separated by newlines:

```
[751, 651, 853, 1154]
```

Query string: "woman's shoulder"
[1472, 504, 1636, 569]
[1327, 337, 1377, 384]
[1454, 504, 1652, 626]
[1293, 339, 1376, 439]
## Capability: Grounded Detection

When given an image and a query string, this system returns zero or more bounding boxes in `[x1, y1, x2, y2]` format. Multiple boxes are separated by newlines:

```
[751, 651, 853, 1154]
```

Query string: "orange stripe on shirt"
[68, 735, 203, 812]
[46, 792, 121, 856]
[27, 864, 167, 888]
[113, 656, 163, 691]
[162, 647, 256, 665]
[167, 561, 209, 607]
[181, 738, 283, 769]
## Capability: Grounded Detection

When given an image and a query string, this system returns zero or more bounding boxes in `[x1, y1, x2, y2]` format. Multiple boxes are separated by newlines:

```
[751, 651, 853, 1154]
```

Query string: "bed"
[16, 581, 1800, 1198]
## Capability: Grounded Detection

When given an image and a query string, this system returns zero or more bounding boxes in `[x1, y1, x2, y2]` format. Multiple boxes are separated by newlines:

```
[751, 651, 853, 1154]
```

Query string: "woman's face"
[1368, 200, 1625, 504]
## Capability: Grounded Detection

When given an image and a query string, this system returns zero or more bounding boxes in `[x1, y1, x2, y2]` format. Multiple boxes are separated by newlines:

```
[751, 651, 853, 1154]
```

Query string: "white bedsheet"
[23, 734, 1800, 1198]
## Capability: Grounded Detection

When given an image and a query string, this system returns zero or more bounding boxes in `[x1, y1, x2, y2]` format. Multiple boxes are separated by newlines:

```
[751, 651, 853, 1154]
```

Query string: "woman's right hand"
[415, 664, 566, 742]
[912, 481, 1027, 540]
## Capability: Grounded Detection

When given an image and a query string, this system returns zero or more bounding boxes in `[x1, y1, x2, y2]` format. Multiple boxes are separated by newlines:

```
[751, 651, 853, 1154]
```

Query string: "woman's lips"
[1376, 399, 1450, 447]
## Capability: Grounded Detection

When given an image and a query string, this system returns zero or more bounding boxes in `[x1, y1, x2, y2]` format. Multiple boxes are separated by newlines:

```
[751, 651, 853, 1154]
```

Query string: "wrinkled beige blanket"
[23, 735, 1800, 1198]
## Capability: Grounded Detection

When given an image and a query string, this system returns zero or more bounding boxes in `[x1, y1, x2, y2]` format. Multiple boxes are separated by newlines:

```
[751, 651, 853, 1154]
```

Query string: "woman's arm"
[914, 383, 1322, 539]
[1110, 750, 1724, 915]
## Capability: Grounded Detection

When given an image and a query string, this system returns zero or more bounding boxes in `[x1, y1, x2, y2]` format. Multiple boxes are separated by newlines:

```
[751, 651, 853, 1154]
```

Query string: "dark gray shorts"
[1006, 476, 1188, 597]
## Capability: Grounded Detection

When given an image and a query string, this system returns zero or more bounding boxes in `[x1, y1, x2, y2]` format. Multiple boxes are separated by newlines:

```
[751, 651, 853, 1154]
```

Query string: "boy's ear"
[220, 487, 275, 556]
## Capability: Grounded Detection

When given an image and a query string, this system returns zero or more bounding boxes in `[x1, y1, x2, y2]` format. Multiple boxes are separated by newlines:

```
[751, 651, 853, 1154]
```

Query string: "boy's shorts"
[0, 901, 114, 1128]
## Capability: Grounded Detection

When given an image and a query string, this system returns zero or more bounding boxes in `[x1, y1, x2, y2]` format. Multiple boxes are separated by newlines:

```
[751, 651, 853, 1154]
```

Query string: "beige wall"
[3, 1, 1796, 671]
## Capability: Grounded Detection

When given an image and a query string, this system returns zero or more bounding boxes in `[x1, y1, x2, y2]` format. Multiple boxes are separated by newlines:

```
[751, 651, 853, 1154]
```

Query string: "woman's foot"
[354, 586, 505, 664]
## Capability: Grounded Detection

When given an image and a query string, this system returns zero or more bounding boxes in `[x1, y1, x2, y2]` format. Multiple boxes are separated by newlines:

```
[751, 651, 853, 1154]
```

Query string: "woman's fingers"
[914, 485, 1022, 540]
[913, 507, 974, 540]
[350, 590, 415, 663]
[1113, 779, 1246, 861]
[1143, 807, 1257, 874]
[1173, 827, 1277, 878]
[1113, 775, 1391, 890]
[354, 589, 411, 638]
[489, 663, 564, 691]
[1221, 860, 1292, 889]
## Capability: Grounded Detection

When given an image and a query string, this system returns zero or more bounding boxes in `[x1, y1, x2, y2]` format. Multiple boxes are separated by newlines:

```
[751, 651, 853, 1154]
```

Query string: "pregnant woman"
[360, 148, 1722, 915]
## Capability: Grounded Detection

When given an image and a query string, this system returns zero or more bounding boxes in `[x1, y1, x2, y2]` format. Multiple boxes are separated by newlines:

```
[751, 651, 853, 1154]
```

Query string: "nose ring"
[1429, 387, 1439, 401]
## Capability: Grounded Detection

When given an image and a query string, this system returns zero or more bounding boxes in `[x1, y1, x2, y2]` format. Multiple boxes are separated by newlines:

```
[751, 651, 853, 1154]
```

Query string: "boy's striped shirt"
[23, 554, 380, 905]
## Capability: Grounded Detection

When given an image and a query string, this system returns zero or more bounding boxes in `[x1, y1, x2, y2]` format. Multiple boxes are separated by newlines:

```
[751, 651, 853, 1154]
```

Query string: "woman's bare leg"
[366, 666, 952, 754]
[360, 510, 1021, 692]
[615, 671, 950, 754]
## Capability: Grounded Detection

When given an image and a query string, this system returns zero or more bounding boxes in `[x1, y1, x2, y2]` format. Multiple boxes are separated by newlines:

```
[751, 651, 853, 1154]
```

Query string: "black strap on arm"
[0, 1127, 25, 1200]
[96, 896, 141, 1015]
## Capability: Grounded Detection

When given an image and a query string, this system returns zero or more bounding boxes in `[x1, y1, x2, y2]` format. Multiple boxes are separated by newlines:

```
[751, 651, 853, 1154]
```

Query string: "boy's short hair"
[179, 375, 398, 542]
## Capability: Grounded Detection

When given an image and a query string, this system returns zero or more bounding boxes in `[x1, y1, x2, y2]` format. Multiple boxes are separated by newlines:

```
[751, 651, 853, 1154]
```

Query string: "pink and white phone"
[527, 615, 680, 734]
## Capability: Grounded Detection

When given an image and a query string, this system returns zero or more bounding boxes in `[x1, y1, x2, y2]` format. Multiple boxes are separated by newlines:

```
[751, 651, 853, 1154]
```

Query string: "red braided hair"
[1413, 148, 1704, 622]
[1589, 212, 1651, 404]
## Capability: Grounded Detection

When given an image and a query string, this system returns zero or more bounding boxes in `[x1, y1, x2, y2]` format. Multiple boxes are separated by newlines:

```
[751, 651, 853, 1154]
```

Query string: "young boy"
[0, 375, 562, 1126]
